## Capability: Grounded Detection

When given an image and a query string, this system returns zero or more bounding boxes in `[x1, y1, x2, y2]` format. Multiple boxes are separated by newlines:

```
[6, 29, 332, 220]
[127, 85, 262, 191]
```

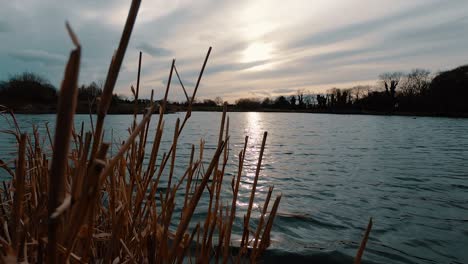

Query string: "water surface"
[1, 112, 467, 263]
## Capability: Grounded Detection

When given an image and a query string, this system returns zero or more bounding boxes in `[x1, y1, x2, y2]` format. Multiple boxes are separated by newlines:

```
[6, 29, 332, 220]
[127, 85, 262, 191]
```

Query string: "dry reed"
[0, 1, 282, 263]
[0, 0, 373, 263]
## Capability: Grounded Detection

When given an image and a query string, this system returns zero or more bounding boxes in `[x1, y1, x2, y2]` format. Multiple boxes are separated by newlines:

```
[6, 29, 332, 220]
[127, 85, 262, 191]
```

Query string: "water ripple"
[1, 112, 468, 263]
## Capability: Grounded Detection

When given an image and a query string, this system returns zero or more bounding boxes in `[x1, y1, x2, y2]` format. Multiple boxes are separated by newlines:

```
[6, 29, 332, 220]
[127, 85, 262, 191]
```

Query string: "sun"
[241, 42, 273, 63]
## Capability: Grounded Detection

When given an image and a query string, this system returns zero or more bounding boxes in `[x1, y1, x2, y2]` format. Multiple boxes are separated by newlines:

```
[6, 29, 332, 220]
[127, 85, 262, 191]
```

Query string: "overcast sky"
[1, 0, 468, 102]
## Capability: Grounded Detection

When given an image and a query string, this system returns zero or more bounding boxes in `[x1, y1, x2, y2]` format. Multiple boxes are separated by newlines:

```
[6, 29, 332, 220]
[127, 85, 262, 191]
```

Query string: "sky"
[1, 0, 468, 102]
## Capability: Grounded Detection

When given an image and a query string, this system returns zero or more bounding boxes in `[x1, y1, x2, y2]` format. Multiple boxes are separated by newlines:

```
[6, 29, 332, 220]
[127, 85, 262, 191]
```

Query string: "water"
[1, 112, 467, 263]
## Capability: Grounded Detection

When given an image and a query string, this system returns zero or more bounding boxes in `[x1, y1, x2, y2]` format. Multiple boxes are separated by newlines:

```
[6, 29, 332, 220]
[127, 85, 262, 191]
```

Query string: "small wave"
[276, 213, 348, 231]
[450, 184, 468, 190]
[369, 243, 440, 264]
[262, 249, 375, 264]
[393, 176, 427, 182]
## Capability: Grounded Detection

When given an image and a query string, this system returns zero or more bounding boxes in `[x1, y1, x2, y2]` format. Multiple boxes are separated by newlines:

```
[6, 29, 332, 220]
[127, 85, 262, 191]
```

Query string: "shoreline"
[8, 108, 468, 118]
[188, 108, 468, 118]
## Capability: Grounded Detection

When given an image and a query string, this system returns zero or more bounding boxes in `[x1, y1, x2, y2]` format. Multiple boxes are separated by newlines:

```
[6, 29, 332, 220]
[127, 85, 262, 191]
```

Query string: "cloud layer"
[1, 0, 467, 101]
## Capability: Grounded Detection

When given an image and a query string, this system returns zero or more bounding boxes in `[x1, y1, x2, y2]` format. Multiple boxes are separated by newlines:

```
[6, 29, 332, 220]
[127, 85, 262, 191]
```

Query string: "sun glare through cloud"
[1, 0, 468, 102]
[241, 42, 274, 64]
[1, 1, 468, 263]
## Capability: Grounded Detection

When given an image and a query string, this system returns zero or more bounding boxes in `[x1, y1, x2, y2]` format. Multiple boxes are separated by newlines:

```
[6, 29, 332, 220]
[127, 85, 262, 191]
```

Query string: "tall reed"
[0, 0, 373, 263]
[0, 1, 284, 263]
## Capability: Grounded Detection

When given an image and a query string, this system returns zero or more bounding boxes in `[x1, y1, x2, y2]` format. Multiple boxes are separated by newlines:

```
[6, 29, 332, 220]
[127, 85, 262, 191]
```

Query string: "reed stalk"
[47, 23, 81, 263]
[354, 217, 373, 264]
[90, 0, 141, 161]
[12, 133, 26, 255]
[0, 1, 375, 263]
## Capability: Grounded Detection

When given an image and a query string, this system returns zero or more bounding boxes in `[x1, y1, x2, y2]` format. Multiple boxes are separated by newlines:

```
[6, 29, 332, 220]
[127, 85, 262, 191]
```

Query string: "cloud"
[0, 21, 10, 32]
[287, 0, 457, 50]
[272, 88, 294, 94]
[1, 0, 468, 102]
[136, 42, 172, 57]
[393, 15, 468, 44]
[9, 50, 66, 65]
[205, 60, 269, 75]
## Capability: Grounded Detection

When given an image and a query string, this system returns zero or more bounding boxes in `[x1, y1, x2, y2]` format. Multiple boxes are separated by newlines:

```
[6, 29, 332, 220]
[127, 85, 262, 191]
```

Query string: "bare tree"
[289, 95, 296, 106]
[214, 96, 223, 106]
[379, 72, 404, 98]
[327, 88, 350, 106]
[401, 69, 431, 96]
[297, 89, 305, 106]
[303, 94, 313, 107]
[351, 85, 371, 101]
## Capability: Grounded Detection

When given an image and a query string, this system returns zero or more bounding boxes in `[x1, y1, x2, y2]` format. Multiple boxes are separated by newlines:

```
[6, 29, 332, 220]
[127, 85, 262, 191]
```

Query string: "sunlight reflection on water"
[1, 112, 468, 263]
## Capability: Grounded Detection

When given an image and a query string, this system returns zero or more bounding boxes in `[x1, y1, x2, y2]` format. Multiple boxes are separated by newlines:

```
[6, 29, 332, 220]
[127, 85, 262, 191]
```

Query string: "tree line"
[0, 73, 135, 113]
[198, 65, 467, 114]
[1, 64, 467, 115]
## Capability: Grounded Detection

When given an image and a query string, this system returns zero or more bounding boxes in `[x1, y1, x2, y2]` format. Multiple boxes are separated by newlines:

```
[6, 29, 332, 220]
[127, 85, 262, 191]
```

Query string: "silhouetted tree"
[303, 94, 315, 108]
[328, 88, 351, 108]
[111, 94, 124, 104]
[401, 69, 431, 96]
[429, 65, 468, 113]
[214, 96, 223, 106]
[316, 95, 327, 108]
[78, 82, 102, 101]
[356, 91, 392, 111]
[274, 96, 290, 108]
[261, 97, 272, 107]
[289, 95, 296, 106]
[379, 72, 403, 110]
[202, 99, 217, 107]
[0, 72, 57, 105]
[350, 85, 371, 101]
[297, 90, 304, 107]
[379, 72, 403, 98]
[236, 98, 261, 110]
[235, 98, 261, 109]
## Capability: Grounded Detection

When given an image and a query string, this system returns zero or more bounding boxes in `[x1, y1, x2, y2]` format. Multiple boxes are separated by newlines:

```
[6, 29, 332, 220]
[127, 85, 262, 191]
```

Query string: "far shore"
[7, 105, 468, 118]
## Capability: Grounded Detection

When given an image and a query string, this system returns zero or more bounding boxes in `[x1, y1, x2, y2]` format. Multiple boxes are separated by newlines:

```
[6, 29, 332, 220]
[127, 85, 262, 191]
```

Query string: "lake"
[1, 112, 467, 263]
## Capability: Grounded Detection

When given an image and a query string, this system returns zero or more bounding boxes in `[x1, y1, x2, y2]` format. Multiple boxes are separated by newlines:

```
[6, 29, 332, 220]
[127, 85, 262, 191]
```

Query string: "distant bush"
[202, 99, 217, 107]
[78, 82, 102, 101]
[273, 96, 290, 108]
[0, 72, 57, 105]
[428, 65, 468, 113]
[235, 98, 261, 109]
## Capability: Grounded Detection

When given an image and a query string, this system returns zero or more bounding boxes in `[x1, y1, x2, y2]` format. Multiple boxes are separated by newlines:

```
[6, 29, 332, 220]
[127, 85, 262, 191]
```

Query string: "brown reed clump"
[0, 1, 374, 263]
[0, 0, 284, 263]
